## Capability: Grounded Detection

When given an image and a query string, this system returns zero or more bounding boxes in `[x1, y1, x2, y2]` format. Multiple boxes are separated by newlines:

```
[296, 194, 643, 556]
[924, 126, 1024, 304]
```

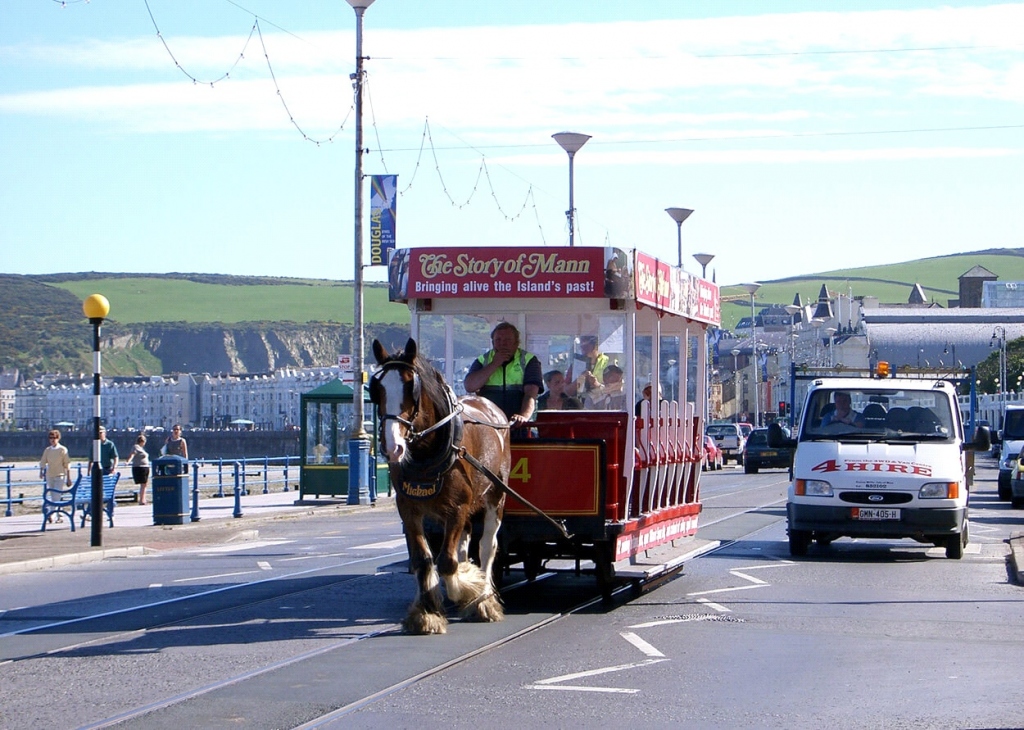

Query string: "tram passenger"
[537, 370, 582, 411]
[635, 381, 664, 417]
[569, 334, 611, 397]
[584, 365, 627, 410]
[464, 322, 543, 427]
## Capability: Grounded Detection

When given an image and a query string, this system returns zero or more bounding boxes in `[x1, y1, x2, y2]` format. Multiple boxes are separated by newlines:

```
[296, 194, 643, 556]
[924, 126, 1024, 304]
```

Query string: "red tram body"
[388, 245, 721, 591]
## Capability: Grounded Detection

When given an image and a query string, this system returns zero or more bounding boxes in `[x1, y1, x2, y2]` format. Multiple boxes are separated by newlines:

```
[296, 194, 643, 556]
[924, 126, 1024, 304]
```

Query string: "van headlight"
[795, 479, 833, 496]
[919, 482, 959, 499]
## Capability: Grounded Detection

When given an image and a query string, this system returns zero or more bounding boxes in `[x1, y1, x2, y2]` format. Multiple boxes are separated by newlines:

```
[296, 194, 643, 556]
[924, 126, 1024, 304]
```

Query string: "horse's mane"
[411, 354, 452, 414]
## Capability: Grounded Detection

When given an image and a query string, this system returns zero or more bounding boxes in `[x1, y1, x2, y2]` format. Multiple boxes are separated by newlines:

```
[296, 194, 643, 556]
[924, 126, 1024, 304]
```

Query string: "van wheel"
[1012, 498, 1024, 509]
[789, 529, 811, 556]
[946, 520, 967, 559]
[744, 463, 758, 474]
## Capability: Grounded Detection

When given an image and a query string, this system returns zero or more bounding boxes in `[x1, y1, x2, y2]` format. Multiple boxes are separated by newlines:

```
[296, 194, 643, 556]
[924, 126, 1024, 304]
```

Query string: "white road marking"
[148, 584, 162, 589]
[687, 583, 767, 597]
[619, 631, 665, 657]
[258, 561, 272, 570]
[729, 570, 767, 585]
[278, 553, 348, 562]
[351, 538, 407, 550]
[528, 657, 668, 694]
[174, 570, 259, 583]
[191, 539, 291, 554]
[696, 597, 731, 613]
[926, 543, 981, 557]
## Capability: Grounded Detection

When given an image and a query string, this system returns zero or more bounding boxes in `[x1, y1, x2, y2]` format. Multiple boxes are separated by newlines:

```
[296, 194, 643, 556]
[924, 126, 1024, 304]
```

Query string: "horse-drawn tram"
[375, 245, 720, 624]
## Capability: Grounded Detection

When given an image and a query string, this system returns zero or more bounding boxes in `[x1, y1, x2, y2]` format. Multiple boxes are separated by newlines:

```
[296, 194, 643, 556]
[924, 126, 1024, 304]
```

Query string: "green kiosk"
[298, 378, 389, 501]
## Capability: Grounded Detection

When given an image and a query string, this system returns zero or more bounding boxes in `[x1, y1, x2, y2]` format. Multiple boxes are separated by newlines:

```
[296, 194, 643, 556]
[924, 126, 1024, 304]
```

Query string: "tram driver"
[464, 322, 543, 428]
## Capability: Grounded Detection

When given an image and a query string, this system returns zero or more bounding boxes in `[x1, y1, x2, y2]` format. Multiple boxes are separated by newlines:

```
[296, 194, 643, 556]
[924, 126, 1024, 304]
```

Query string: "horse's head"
[371, 338, 424, 464]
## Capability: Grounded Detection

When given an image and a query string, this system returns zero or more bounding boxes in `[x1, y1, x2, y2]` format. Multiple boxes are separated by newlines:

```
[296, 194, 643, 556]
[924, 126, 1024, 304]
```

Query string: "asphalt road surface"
[1, 459, 1021, 730]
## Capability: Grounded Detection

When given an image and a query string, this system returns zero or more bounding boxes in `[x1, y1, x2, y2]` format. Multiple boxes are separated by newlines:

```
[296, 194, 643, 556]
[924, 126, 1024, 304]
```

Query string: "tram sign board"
[634, 251, 720, 327]
[387, 245, 719, 326]
[388, 246, 628, 300]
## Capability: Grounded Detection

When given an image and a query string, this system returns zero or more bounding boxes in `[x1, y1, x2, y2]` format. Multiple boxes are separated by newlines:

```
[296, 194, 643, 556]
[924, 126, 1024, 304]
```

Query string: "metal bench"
[75, 472, 121, 529]
[41, 473, 83, 532]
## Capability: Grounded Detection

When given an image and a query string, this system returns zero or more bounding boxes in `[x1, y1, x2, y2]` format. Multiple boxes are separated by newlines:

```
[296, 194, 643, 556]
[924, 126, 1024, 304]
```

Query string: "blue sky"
[2, 0, 1021, 287]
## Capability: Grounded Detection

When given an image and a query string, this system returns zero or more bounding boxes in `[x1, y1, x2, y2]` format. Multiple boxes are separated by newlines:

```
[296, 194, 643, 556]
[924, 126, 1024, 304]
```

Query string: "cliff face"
[130, 323, 413, 375]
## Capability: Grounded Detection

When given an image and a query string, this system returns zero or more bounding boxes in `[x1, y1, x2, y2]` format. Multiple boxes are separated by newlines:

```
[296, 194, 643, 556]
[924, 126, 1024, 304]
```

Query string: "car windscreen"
[800, 387, 956, 442]
[1003, 410, 1024, 440]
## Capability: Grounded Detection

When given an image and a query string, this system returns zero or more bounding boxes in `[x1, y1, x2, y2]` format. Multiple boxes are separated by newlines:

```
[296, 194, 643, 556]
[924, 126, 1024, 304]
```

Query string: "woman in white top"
[127, 434, 152, 505]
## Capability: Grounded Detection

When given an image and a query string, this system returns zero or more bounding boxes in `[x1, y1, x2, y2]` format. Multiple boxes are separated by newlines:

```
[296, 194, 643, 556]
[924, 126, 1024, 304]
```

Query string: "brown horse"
[371, 338, 510, 634]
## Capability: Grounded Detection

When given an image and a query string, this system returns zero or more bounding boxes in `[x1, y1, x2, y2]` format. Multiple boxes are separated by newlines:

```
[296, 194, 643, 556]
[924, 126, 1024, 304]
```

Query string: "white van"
[769, 371, 990, 559]
[996, 404, 1024, 500]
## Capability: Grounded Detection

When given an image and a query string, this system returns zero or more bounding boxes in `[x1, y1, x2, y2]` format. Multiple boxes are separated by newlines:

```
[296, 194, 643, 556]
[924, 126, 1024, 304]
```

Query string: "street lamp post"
[83, 293, 109, 548]
[731, 348, 741, 417]
[741, 283, 761, 426]
[346, 0, 374, 505]
[991, 326, 1007, 405]
[552, 132, 591, 247]
[664, 208, 694, 268]
[824, 327, 837, 367]
[692, 252, 714, 279]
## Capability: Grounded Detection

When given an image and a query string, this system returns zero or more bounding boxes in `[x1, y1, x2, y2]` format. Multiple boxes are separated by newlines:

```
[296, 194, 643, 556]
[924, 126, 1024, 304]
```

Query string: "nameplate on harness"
[399, 480, 442, 500]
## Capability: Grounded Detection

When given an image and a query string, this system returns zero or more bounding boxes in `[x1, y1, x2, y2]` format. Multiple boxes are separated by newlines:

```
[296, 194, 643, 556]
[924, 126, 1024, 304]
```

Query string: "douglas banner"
[369, 175, 397, 266]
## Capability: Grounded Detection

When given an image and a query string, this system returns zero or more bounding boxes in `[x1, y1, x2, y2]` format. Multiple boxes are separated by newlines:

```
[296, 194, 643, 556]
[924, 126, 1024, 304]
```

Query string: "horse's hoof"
[403, 611, 448, 635]
[462, 593, 505, 623]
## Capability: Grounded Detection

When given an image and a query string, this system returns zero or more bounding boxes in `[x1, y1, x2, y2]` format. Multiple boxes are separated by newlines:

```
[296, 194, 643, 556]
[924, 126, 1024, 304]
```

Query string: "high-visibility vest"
[476, 349, 536, 418]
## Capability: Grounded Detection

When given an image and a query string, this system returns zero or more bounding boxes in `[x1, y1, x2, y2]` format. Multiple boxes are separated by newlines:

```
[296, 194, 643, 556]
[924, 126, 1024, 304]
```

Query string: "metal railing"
[2, 456, 300, 518]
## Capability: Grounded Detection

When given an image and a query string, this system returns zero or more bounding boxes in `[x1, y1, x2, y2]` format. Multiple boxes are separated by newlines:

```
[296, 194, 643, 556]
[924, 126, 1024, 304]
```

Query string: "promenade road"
[0, 490, 391, 575]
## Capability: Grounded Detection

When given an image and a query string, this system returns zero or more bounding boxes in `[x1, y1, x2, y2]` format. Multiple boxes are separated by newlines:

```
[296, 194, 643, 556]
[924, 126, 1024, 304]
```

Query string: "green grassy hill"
[718, 249, 1024, 331]
[4, 249, 1022, 377]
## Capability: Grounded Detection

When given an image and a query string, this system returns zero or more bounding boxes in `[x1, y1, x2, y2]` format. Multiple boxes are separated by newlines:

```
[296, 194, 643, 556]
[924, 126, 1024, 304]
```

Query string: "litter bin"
[153, 455, 190, 525]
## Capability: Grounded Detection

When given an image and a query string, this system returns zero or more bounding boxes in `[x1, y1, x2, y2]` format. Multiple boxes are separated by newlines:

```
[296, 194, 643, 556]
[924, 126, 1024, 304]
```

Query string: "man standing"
[464, 322, 543, 427]
[89, 426, 119, 475]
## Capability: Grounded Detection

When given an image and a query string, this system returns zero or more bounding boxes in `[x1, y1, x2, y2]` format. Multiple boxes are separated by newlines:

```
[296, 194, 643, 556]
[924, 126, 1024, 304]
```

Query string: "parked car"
[702, 435, 723, 471]
[743, 427, 793, 474]
[706, 423, 745, 465]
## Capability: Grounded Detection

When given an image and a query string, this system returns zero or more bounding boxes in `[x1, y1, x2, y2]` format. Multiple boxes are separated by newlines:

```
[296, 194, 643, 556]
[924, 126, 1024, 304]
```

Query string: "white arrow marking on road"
[527, 658, 668, 693]
[697, 597, 731, 613]
[620, 631, 665, 657]
[528, 630, 669, 693]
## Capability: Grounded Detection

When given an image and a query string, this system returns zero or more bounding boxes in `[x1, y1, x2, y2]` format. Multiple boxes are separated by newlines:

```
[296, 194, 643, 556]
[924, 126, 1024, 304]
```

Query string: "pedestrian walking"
[39, 429, 71, 523]
[127, 434, 151, 505]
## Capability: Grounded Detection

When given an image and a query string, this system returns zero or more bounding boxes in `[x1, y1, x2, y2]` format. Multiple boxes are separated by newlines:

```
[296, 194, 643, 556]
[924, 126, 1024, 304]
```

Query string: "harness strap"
[458, 448, 573, 540]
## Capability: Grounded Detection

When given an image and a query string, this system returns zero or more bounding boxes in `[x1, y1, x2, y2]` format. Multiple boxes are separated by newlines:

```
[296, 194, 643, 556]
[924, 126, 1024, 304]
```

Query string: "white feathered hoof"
[461, 591, 505, 623]
[403, 607, 448, 635]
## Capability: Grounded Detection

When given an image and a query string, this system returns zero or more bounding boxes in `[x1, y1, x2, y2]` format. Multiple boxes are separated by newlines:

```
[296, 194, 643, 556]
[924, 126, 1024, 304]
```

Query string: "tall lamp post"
[693, 252, 714, 279]
[991, 326, 1007, 405]
[664, 208, 694, 268]
[731, 348, 741, 418]
[552, 132, 591, 247]
[824, 326, 837, 367]
[83, 294, 109, 547]
[741, 283, 761, 426]
[346, 0, 374, 505]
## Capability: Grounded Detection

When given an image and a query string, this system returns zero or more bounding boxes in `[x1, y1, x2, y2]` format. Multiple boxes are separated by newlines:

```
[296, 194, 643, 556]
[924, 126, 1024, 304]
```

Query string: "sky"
[2, 0, 1022, 287]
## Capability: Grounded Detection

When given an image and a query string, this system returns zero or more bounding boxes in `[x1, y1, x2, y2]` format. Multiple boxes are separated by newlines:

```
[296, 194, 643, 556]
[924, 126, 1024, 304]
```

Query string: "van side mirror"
[767, 422, 797, 449]
[965, 425, 991, 453]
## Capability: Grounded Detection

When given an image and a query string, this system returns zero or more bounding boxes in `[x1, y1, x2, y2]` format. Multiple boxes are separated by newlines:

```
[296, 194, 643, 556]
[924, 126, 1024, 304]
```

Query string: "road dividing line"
[696, 597, 731, 613]
[619, 631, 665, 657]
[258, 561, 272, 570]
[687, 583, 767, 597]
[192, 540, 291, 554]
[148, 584, 162, 589]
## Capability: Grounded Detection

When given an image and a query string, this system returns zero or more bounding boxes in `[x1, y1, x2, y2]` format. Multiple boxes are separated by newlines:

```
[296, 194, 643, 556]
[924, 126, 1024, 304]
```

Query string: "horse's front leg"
[402, 516, 448, 635]
[438, 508, 505, 624]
